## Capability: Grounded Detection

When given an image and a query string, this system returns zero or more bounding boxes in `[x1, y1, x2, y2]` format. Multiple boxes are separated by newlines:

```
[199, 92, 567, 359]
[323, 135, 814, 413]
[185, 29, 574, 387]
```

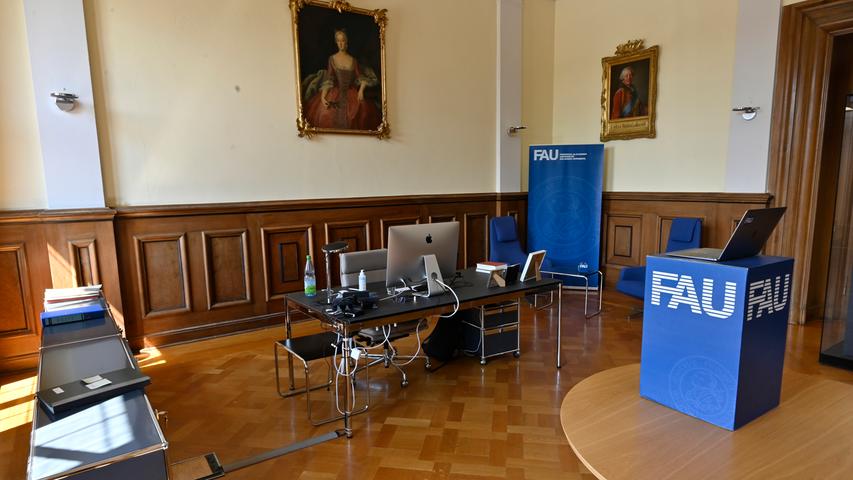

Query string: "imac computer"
[386, 222, 459, 297]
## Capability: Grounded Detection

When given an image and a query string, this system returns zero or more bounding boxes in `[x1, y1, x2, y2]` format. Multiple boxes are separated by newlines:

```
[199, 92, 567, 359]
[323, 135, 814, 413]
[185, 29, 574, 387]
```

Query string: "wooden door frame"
[767, 0, 853, 324]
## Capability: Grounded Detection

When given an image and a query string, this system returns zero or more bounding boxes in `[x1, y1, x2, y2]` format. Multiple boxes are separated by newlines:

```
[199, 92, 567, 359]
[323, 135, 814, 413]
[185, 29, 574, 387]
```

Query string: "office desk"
[284, 268, 563, 438]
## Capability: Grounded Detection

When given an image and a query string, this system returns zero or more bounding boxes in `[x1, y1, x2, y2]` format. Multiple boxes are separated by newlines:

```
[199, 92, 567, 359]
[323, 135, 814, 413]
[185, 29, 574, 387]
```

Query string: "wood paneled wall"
[114, 194, 527, 351]
[601, 192, 772, 287]
[0, 191, 774, 372]
[0, 210, 122, 373]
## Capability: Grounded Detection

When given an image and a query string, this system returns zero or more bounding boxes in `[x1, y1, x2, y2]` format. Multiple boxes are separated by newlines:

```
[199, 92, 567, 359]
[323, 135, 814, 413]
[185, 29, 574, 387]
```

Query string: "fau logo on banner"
[531, 148, 588, 162]
[650, 271, 791, 320]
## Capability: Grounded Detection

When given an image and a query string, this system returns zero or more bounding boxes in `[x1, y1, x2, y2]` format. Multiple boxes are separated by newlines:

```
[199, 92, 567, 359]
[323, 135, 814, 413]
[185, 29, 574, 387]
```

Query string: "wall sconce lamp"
[507, 125, 527, 135]
[732, 106, 759, 121]
[50, 91, 78, 112]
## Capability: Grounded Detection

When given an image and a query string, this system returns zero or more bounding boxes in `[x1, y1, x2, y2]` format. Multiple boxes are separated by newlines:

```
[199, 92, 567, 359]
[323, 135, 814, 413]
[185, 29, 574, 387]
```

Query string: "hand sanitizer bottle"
[358, 269, 367, 291]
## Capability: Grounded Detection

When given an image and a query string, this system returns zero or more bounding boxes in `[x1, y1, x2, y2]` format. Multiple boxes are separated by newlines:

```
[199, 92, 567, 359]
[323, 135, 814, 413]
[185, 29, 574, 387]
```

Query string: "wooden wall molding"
[606, 214, 642, 266]
[428, 214, 457, 223]
[68, 238, 100, 287]
[260, 225, 314, 302]
[379, 216, 420, 248]
[603, 192, 771, 204]
[133, 232, 191, 318]
[324, 220, 371, 283]
[201, 229, 251, 310]
[0, 208, 115, 224]
[113, 193, 528, 219]
[0, 244, 36, 338]
[463, 212, 490, 268]
[766, 0, 853, 324]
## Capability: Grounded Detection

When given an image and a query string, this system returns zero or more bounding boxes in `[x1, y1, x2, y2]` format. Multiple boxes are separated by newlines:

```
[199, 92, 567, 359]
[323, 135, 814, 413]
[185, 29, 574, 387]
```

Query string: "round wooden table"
[560, 364, 853, 480]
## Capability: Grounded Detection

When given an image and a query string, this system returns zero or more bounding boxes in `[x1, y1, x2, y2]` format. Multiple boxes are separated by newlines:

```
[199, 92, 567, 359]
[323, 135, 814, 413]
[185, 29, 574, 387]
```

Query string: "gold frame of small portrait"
[600, 40, 659, 142]
[289, 0, 390, 139]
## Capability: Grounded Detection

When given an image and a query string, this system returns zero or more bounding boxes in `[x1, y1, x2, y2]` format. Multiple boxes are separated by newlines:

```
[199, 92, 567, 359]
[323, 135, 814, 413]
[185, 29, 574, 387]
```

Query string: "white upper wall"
[2, 0, 797, 209]
[549, 0, 739, 192]
[0, 0, 46, 210]
[725, 0, 781, 192]
[84, 0, 497, 206]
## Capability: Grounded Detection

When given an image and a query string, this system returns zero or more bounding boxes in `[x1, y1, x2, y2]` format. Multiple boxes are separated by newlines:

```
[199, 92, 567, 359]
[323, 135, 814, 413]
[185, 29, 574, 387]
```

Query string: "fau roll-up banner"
[528, 144, 604, 287]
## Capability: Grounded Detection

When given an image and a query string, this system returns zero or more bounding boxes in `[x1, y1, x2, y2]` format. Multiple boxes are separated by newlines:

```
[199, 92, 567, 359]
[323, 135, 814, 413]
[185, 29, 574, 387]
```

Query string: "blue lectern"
[639, 254, 794, 430]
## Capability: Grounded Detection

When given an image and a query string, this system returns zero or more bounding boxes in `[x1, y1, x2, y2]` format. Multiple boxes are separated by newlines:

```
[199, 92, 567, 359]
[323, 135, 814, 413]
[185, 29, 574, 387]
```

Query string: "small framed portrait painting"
[600, 40, 659, 142]
[289, 0, 389, 138]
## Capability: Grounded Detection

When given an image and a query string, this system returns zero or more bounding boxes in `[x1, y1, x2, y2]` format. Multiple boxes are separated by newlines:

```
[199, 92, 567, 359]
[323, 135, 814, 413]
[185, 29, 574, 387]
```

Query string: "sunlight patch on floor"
[0, 376, 36, 433]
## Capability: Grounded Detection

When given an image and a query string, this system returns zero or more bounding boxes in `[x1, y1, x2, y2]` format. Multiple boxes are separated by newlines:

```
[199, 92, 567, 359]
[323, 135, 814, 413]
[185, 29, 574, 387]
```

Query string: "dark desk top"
[41, 315, 121, 348]
[285, 268, 560, 327]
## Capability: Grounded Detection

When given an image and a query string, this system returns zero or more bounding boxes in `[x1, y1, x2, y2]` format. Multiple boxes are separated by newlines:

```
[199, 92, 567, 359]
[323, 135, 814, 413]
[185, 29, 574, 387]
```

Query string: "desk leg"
[557, 285, 563, 368]
[285, 299, 295, 391]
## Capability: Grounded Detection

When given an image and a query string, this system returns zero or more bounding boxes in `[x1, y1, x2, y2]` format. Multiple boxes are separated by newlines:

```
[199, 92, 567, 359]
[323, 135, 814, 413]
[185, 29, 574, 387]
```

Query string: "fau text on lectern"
[639, 254, 794, 430]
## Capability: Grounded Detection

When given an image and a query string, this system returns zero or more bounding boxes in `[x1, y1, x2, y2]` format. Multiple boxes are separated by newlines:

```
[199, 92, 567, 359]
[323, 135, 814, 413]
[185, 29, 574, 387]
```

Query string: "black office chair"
[339, 249, 430, 387]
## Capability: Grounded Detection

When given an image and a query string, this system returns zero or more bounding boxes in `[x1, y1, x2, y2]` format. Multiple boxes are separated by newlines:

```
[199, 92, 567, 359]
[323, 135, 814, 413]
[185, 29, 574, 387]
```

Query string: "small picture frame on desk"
[520, 250, 546, 282]
[485, 264, 519, 288]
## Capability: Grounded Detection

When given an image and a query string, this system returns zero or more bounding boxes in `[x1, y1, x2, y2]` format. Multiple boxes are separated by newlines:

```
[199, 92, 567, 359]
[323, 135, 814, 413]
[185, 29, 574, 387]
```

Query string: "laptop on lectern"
[666, 207, 786, 262]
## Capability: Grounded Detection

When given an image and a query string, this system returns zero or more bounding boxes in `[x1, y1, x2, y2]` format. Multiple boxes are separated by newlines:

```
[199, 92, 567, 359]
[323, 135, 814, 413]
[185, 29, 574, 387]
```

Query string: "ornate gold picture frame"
[600, 40, 658, 142]
[289, 0, 389, 139]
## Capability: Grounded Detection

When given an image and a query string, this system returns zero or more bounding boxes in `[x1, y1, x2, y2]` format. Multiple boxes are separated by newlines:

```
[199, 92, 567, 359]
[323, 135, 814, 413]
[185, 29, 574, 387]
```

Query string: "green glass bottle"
[304, 254, 316, 296]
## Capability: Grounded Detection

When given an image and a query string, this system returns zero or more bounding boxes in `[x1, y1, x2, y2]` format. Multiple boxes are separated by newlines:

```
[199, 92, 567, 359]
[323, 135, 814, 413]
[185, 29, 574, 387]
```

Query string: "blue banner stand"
[639, 254, 794, 430]
[528, 144, 604, 288]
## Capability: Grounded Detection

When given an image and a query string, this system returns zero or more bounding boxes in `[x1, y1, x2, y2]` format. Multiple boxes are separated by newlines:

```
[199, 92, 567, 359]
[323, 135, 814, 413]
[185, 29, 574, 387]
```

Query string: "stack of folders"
[41, 285, 106, 327]
[476, 261, 507, 274]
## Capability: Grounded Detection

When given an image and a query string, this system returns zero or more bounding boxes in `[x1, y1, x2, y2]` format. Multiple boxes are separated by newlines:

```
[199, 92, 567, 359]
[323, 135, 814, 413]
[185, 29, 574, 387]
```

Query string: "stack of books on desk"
[476, 261, 507, 273]
[41, 285, 106, 326]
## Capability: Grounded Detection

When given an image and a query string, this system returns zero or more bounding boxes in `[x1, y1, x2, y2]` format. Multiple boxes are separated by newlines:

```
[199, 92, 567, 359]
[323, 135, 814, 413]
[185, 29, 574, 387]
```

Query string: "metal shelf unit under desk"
[460, 302, 521, 365]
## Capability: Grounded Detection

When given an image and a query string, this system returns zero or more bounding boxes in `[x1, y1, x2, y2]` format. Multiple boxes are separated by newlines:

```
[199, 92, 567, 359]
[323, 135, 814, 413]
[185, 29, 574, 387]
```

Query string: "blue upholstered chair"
[489, 215, 555, 268]
[489, 216, 529, 266]
[616, 217, 702, 301]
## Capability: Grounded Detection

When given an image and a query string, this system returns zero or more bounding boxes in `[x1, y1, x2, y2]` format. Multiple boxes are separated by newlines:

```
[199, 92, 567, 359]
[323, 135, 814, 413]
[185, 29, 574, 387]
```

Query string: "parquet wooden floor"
[2, 290, 852, 479]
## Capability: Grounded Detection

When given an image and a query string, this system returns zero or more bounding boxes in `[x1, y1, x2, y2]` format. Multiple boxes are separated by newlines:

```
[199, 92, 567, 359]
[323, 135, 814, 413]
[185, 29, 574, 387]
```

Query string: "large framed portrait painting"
[600, 40, 658, 142]
[290, 0, 389, 138]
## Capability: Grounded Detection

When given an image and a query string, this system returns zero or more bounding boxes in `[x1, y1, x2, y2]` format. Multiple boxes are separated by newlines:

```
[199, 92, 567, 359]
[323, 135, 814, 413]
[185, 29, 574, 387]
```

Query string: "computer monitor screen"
[386, 222, 459, 288]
